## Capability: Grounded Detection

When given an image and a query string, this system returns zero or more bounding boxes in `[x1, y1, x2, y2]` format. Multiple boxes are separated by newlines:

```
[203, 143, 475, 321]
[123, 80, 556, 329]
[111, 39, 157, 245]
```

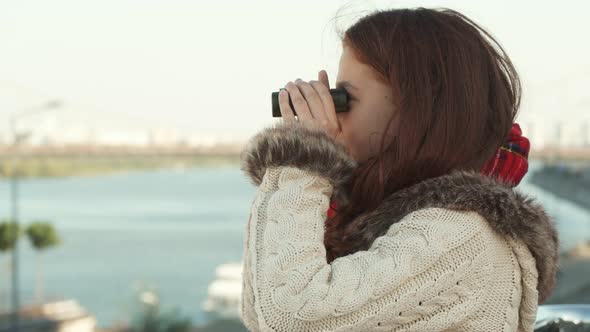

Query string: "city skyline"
[1, 113, 588, 150]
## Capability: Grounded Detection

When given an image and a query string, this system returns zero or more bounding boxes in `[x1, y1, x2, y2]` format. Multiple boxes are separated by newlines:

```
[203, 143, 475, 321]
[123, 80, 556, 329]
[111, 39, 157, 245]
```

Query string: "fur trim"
[240, 121, 358, 198]
[339, 169, 560, 304]
[240, 122, 559, 304]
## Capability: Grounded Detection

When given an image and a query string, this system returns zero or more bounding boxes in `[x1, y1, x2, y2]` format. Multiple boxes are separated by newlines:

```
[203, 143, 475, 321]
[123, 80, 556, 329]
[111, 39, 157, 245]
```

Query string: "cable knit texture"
[238, 121, 559, 332]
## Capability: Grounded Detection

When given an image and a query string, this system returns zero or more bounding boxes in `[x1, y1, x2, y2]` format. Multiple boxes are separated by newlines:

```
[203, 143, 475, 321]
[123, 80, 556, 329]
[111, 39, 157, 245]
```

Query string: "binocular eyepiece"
[271, 88, 350, 117]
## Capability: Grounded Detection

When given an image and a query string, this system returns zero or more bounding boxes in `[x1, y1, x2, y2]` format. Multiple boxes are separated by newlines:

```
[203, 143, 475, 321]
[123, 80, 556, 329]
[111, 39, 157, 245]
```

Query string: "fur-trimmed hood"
[240, 120, 560, 304]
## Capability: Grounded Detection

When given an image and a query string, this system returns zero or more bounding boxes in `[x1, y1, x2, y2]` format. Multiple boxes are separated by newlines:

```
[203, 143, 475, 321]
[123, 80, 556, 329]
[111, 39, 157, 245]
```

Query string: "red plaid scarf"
[327, 123, 530, 218]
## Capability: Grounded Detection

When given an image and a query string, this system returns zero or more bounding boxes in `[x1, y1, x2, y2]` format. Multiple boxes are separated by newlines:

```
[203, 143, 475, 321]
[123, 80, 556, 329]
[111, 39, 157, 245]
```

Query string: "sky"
[0, 0, 589, 146]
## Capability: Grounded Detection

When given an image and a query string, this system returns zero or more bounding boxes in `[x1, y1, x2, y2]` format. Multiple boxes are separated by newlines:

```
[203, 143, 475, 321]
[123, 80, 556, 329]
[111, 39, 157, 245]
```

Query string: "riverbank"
[528, 163, 590, 210]
[0, 155, 240, 178]
[96, 318, 248, 332]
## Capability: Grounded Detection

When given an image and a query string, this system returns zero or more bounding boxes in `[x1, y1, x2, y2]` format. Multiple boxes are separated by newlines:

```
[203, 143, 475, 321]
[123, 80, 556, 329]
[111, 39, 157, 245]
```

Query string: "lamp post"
[8, 99, 62, 332]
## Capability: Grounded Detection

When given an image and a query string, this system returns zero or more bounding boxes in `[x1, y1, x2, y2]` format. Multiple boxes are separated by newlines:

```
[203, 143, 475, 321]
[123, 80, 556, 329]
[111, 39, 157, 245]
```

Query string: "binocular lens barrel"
[271, 88, 349, 117]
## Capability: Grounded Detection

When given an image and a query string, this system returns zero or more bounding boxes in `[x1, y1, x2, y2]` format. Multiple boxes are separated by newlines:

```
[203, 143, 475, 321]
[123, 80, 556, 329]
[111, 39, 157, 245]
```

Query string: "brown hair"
[324, 7, 522, 263]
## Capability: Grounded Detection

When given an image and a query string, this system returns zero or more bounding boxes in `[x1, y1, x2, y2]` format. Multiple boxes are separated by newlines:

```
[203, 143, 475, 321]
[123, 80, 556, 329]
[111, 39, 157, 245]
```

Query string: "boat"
[201, 261, 243, 322]
[0, 298, 97, 332]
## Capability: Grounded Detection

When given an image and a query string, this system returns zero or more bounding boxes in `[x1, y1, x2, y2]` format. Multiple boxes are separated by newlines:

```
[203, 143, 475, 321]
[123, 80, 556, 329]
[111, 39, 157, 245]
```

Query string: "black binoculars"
[271, 88, 350, 117]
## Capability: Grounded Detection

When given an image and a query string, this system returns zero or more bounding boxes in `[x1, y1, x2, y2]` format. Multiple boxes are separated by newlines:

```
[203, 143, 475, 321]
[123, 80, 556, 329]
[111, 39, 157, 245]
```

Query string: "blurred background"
[0, 0, 588, 331]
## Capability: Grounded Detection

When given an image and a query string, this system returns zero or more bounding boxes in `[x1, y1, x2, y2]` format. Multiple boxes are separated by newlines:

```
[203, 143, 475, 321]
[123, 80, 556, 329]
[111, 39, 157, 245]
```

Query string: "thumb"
[318, 70, 330, 89]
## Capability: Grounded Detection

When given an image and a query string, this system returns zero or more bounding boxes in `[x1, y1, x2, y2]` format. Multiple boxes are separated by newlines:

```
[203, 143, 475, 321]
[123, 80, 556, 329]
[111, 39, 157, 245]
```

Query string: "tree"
[0, 220, 22, 311]
[24, 221, 61, 304]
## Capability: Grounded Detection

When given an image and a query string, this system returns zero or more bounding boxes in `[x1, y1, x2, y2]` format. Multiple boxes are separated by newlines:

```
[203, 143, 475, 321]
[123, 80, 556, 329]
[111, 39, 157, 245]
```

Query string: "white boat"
[201, 261, 243, 321]
[0, 298, 97, 332]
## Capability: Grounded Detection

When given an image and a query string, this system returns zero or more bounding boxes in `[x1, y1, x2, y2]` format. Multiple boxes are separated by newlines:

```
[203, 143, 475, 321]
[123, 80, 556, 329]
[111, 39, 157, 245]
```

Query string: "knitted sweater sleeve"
[242, 165, 497, 332]
[239, 121, 497, 331]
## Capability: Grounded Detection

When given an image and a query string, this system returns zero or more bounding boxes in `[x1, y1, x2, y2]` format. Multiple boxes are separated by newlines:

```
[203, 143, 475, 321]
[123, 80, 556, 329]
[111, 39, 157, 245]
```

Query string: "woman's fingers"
[280, 74, 342, 140]
[284, 81, 313, 123]
[312, 70, 340, 133]
[278, 88, 297, 124]
[319, 69, 330, 89]
[294, 79, 328, 129]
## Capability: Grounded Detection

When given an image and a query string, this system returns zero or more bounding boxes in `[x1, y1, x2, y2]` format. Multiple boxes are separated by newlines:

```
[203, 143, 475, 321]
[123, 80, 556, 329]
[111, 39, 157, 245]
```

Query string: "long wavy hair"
[324, 7, 522, 263]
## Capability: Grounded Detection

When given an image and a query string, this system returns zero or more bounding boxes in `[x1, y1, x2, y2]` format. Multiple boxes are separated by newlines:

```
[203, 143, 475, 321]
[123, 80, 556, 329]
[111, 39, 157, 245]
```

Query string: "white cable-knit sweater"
[238, 121, 559, 332]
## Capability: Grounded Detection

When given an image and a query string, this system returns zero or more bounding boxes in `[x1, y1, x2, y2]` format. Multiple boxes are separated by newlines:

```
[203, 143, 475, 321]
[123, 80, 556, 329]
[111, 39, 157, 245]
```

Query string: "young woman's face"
[334, 44, 398, 164]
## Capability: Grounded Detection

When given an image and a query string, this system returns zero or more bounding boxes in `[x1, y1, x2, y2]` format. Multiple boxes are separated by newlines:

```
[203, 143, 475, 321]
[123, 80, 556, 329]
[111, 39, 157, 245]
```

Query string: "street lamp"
[8, 99, 63, 332]
[9, 100, 62, 145]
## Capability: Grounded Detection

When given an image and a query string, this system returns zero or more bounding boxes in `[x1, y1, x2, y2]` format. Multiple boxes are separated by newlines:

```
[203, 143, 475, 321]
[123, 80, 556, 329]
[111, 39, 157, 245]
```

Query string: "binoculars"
[271, 88, 350, 117]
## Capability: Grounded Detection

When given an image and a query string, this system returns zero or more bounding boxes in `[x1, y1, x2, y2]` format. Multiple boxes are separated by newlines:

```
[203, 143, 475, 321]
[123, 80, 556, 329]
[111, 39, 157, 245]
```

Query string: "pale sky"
[0, 0, 589, 146]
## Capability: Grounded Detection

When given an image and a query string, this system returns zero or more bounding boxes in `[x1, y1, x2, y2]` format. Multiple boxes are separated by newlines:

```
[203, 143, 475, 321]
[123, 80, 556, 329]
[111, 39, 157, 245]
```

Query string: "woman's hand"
[278, 70, 343, 142]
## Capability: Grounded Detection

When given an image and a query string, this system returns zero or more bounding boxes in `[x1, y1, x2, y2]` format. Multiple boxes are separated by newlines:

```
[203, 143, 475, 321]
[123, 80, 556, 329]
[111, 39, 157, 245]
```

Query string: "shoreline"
[528, 163, 590, 211]
[0, 155, 240, 179]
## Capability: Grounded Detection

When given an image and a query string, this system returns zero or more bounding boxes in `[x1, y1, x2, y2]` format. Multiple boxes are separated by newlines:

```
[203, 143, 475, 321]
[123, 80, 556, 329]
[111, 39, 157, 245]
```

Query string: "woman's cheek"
[337, 114, 363, 161]
[346, 133, 366, 163]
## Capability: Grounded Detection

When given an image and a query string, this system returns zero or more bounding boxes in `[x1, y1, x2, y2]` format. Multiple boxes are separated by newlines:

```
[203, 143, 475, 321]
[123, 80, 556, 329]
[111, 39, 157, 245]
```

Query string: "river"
[0, 160, 588, 328]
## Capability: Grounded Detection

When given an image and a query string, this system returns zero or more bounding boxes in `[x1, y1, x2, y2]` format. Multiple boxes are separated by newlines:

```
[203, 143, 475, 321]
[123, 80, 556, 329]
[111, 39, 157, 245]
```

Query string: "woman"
[239, 7, 559, 332]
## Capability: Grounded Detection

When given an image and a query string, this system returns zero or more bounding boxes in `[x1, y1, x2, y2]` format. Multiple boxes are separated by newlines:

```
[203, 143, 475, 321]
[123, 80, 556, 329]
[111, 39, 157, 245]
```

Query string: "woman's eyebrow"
[336, 81, 359, 91]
